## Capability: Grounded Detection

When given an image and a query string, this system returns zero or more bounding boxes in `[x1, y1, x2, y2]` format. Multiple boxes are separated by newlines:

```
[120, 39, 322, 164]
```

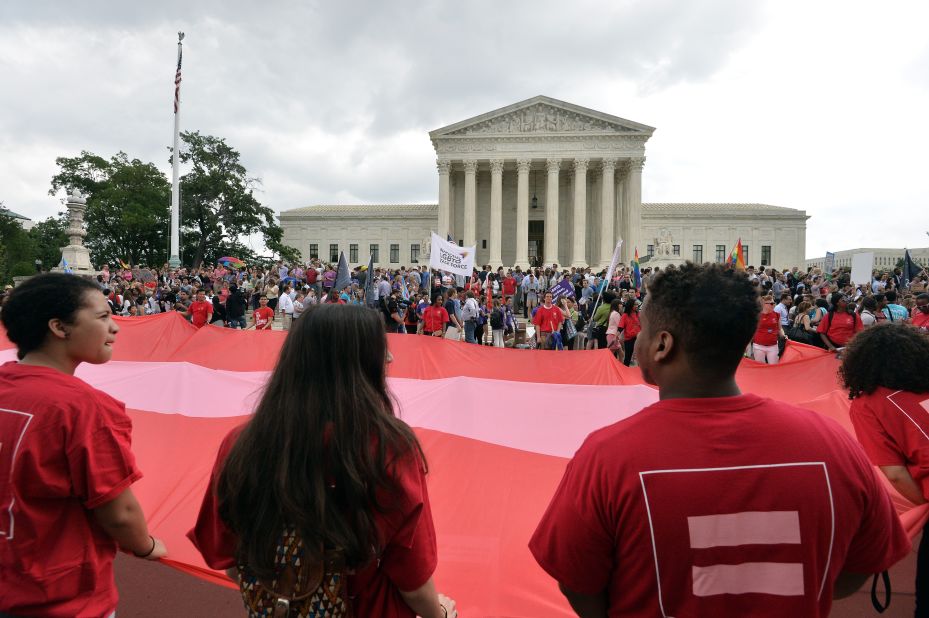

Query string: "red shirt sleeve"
[377, 450, 438, 591]
[529, 438, 615, 595]
[67, 394, 143, 509]
[817, 313, 831, 334]
[187, 426, 244, 569]
[849, 397, 905, 467]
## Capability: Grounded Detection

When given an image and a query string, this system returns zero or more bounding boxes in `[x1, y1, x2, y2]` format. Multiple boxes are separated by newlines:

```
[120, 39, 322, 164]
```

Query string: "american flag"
[173, 47, 182, 113]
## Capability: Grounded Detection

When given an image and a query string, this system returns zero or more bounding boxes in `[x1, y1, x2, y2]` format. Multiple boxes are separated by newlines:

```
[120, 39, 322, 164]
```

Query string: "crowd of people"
[3, 260, 929, 616]
[13, 256, 922, 365]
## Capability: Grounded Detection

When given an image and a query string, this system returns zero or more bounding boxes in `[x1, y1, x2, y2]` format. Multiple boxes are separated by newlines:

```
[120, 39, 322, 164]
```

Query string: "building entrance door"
[528, 220, 544, 268]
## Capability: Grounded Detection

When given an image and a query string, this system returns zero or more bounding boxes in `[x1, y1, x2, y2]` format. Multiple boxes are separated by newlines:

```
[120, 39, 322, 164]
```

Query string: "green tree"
[50, 152, 171, 267]
[28, 213, 69, 270]
[0, 204, 37, 284]
[176, 131, 299, 269]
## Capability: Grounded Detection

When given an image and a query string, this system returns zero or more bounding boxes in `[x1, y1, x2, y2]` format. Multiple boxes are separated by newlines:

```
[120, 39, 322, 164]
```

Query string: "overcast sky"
[1, 0, 927, 259]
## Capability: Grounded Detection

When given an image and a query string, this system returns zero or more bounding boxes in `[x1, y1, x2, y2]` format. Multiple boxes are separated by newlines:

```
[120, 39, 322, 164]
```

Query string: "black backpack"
[490, 308, 504, 329]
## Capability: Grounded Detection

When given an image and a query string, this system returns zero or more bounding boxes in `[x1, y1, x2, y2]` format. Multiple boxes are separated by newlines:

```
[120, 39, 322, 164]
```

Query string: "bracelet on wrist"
[133, 535, 156, 558]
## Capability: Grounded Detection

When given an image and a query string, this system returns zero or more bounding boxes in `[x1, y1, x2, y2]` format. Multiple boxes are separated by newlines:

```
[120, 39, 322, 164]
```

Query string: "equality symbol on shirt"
[639, 462, 834, 618]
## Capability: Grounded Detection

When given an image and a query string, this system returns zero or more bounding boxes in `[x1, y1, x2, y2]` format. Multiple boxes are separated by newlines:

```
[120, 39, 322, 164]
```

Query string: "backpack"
[237, 527, 352, 618]
[490, 308, 504, 329]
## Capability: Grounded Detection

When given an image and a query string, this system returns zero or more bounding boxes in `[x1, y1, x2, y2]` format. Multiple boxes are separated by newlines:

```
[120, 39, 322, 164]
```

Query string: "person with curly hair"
[531, 263, 908, 617]
[841, 323, 929, 616]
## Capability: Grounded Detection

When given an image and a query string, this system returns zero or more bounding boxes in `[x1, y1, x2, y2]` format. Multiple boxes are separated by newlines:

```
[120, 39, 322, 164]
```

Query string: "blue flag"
[551, 278, 575, 300]
[333, 251, 351, 293]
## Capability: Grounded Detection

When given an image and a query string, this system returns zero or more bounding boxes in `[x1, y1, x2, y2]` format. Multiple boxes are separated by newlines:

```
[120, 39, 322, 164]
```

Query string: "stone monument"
[645, 228, 686, 268]
[55, 189, 96, 274]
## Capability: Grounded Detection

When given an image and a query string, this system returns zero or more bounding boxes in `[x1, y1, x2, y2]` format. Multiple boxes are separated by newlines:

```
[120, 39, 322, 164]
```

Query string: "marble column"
[437, 159, 451, 238]
[463, 160, 478, 248]
[624, 157, 645, 261]
[599, 158, 616, 268]
[489, 159, 504, 267]
[571, 158, 589, 267]
[515, 159, 531, 269]
[545, 158, 560, 266]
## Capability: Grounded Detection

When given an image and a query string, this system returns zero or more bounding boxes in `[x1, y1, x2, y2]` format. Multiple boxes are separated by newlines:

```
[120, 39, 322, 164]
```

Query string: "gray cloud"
[0, 0, 762, 220]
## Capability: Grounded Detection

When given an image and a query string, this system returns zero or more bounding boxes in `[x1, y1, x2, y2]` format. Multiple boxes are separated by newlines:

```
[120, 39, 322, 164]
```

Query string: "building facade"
[806, 248, 929, 271]
[280, 96, 809, 269]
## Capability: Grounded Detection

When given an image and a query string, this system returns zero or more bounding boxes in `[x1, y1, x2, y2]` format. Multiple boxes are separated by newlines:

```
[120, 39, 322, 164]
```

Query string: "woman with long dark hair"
[0, 274, 166, 617]
[841, 323, 929, 617]
[190, 304, 456, 618]
[818, 292, 863, 352]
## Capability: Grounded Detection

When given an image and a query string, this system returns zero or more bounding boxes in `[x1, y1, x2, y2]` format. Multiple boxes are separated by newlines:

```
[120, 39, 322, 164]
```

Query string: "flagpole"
[168, 32, 185, 268]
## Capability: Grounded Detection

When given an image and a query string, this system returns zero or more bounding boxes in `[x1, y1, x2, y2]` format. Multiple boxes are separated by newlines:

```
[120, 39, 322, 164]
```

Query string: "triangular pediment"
[430, 95, 655, 138]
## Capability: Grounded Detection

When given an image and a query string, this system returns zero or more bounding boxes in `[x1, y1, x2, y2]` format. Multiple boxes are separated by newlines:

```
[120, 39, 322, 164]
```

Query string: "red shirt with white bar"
[0, 363, 142, 618]
[530, 394, 909, 618]
[850, 387, 929, 500]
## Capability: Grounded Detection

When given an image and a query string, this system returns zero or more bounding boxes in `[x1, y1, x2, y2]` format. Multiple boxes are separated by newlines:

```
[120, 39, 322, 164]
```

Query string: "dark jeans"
[917, 518, 929, 617]
[227, 315, 247, 329]
[623, 337, 636, 366]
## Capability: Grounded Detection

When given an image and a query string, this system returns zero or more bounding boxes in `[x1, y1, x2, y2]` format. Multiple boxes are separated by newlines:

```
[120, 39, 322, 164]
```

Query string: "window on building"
[370, 243, 379, 263]
[329, 243, 339, 262]
[742, 245, 749, 263]
[482, 239, 487, 249]
[716, 245, 727, 263]
[458, 239, 463, 247]
[349, 244, 358, 263]
[647, 245, 654, 257]
[411, 244, 420, 264]
[761, 245, 772, 266]
[309, 244, 318, 259]
[693, 245, 703, 263]
[672, 244, 680, 256]
[390, 244, 399, 263]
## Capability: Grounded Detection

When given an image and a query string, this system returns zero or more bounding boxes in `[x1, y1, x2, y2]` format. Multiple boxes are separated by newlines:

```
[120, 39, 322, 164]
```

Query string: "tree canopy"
[50, 151, 171, 267]
[176, 131, 299, 269]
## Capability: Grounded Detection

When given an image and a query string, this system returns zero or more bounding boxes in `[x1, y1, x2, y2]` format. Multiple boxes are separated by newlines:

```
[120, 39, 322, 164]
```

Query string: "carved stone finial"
[463, 160, 478, 173]
[436, 159, 451, 174]
[67, 188, 86, 205]
[516, 159, 532, 173]
[546, 158, 561, 172]
[489, 159, 505, 174]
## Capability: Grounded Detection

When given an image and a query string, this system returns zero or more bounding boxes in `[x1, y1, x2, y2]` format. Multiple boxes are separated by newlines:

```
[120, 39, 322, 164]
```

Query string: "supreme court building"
[280, 96, 809, 269]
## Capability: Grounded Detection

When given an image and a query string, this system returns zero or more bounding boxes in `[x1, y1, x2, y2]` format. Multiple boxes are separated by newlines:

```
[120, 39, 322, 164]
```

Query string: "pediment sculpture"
[446, 103, 628, 135]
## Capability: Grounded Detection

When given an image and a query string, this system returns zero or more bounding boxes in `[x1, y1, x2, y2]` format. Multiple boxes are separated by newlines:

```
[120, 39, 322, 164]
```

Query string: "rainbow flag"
[632, 248, 642, 289]
[729, 239, 746, 270]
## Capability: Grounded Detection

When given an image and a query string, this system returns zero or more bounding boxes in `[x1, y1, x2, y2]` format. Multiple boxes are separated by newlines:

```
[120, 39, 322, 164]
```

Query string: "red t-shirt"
[188, 426, 437, 618]
[306, 269, 318, 284]
[850, 387, 929, 499]
[0, 363, 142, 617]
[502, 277, 517, 296]
[189, 300, 213, 328]
[253, 307, 274, 330]
[618, 312, 641, 339]
[817, 311, 863, 346]
[532, 305, 564, 333]
[530, 394, 909, 618]
[421, 306, 449, 333]
[754, 311, 781, 346]
[912, 310, 929, 330]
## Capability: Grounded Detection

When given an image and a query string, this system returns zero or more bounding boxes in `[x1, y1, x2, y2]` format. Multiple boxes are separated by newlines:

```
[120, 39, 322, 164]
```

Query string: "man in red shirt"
[912, 293, 929, 330]
[502, 271, 517, 304]
[185, 289, 213, 328]
[530, 263, 909, 618]
[252, 295, 275, 331]
[532, 291, 563, 349]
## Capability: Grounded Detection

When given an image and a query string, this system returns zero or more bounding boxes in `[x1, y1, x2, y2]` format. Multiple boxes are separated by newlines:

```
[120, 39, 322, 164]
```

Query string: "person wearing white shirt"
[774, 293, 792, 328]
[278, 285, 295, 331]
